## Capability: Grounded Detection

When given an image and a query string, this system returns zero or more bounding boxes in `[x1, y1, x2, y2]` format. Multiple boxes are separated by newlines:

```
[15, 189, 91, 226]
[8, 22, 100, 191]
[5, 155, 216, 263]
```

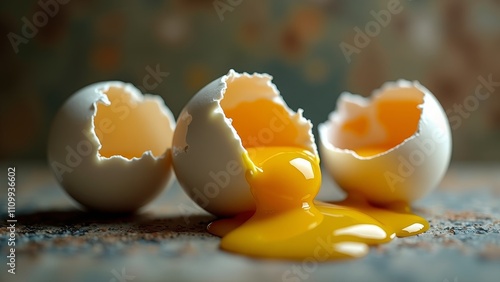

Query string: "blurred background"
[1, 0, 499, 162]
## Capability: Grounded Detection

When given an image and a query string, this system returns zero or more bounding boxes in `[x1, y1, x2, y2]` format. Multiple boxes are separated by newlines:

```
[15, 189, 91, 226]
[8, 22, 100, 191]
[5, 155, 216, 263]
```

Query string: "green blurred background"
[1, 0, 499, 162]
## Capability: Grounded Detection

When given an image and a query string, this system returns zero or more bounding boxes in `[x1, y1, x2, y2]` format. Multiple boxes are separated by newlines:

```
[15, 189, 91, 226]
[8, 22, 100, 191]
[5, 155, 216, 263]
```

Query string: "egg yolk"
[209, 147, 393, 259]
[208, 96, 428, 260]
[208, 146, 429, 260]
[354, 147, 393, 157]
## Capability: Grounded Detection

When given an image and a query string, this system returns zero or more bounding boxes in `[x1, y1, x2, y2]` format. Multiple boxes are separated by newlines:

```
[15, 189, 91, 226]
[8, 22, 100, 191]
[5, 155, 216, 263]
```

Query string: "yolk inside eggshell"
[222, 99, 302, 149]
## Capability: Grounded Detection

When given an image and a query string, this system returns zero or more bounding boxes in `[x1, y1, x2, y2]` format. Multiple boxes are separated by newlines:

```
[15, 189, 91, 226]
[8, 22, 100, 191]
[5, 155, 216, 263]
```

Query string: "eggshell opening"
[320, 81, 425, 158]
[318, 80, 452, 204]
[172, 70, 317, 216]
[48, 81, 175, 213]
[219, 70, 317, 155]
[93, 85, 174, 160]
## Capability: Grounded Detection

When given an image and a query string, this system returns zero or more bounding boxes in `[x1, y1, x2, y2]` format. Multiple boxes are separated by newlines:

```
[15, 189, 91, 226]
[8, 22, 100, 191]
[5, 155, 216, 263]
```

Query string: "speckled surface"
[1, 162, 499, 282]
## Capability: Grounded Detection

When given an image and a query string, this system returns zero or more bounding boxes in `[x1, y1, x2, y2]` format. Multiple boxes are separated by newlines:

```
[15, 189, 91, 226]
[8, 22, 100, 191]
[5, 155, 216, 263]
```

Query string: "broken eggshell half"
[47, 81, 175, 213]
[172, 69, 317, 216]
[318, 80, 452, 205]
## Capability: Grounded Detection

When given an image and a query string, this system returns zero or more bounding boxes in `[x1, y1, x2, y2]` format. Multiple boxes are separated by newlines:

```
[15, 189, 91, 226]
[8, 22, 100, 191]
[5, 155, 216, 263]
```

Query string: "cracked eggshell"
[172, 69, 317, 216]
[319, 80, 452, 205]
[48, 81, 175, 213]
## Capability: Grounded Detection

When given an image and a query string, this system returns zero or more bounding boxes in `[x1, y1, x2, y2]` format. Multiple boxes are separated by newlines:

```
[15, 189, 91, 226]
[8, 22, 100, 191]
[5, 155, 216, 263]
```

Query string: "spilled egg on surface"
[172, 70, 451, 260]
[47, 81, 175, 213]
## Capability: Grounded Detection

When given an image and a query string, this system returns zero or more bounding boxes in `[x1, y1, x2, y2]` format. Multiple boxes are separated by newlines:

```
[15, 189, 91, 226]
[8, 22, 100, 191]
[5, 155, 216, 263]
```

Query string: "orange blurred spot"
[91, 44, 121, 72]
[280, 26, 303, 59]
[291, 8, 326, 43]
[304, 59, 329, 83]
[185, 65, 212, 92]
[280, 7, 326, 59]
[239, 21, 262, 47]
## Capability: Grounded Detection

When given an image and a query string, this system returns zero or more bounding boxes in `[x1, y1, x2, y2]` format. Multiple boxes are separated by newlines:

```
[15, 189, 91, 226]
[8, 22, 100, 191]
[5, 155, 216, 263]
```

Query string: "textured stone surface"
[1, 162, 499, 282]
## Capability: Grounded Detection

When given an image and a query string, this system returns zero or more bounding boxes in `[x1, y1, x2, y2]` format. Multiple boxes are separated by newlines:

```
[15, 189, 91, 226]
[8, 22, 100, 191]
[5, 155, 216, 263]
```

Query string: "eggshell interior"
[319, 80, 452, 204]
[220, 71, 316, 154]
[323, 84, 424, 156]
[48, 81, 175, 212]
[94, 86, 173, 159]
[172, 70, 316, 216]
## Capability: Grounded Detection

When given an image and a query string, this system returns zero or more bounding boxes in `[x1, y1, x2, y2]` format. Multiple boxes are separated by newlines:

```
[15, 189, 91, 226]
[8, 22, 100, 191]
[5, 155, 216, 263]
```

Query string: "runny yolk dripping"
[209, 98, 428, 260]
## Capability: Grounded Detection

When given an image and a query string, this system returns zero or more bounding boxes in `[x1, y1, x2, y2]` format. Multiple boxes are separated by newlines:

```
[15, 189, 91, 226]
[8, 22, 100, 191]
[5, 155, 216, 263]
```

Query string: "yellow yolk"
[208, 146, 429, 260]
[208, 98, 428, 260]
[221, 99, 300, 149]
[354, 147, 392, 157]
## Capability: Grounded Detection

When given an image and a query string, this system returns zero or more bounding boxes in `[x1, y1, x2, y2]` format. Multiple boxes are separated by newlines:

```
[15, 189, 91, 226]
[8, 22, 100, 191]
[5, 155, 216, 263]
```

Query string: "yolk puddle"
[208, 146, 429, 260]
[208, 147, 432, 260]
[208, 97, 428, 260]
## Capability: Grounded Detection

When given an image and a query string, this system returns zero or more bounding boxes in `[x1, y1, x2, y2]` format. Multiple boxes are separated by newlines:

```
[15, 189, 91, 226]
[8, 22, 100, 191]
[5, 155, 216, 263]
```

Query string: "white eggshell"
[172, 70, 316, 216]
[48, 81, 175, 213]
[319, 80, 452, 204]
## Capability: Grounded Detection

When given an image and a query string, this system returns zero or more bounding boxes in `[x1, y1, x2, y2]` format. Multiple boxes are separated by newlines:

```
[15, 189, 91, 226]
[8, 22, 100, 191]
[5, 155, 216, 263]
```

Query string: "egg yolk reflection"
[208, 99, 429, 260]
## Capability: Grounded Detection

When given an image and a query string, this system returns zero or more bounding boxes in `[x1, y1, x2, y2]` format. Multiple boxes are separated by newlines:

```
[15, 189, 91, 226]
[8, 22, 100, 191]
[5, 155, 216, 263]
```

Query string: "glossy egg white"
[172, 70, 317, 216]
[319, 80, 452, 205]
[48, 81, 175, 213]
